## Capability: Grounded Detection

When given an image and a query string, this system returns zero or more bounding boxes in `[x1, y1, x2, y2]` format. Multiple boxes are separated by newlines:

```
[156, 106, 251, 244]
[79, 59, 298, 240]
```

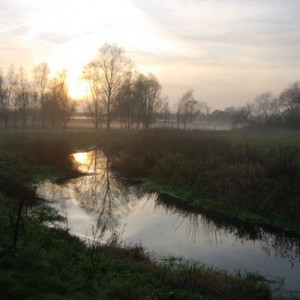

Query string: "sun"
[34, 0, 184, 104]
[68, 79, 88, 100]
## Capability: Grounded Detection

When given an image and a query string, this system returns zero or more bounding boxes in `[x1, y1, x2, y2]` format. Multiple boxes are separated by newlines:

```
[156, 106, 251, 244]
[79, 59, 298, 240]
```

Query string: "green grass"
[111, 128, 300, 233]
[2, 128, 300, 232]
[0, 194, 275, 300]
[0, 129, 282, 299]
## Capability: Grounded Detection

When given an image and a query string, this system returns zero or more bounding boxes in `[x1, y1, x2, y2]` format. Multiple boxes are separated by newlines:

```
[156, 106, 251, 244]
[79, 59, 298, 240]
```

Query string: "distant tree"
[82, 62, 104, 130]
[56, 70, 75, 129]
[29, 91, 39, 128]
[254, 92, 274, 124]
[199, 101, 211, 126]
[209, 109, 233, 124]
[83, 44, 132, 130]
[231, 103, 254, 128]
[278, 81, 300, 127]
[0, 66, 17, 129]
[139, 74, 162, 129]
[32, 62, 50, 128]
[15, 67, 30, 129]
[0, 70, 8, 128]
[279, 82, 300, 113]
[46, 70, 75, 129]
[224, 106, 235, 114]
[269, 98, 282, 117]
[177, 89, 199, 130]
[115, 76, 134, 130]
[160, 96, 170, 128]
[131, 73, 148, 129]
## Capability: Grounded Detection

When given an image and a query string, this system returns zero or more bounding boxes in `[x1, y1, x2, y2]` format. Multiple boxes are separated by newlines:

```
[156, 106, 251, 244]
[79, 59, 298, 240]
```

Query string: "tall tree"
[132, 73, 148, 129]
[177, 90, 199, 130]
[46, 70, 74, 129]
[15, 67, 30, 129]
[82, 63, 104, 130]
[83, 44, 132, 130]
[254, 92, 275, 124]
[0, 66, 16, 129]
[0, 70, 8, 128]
[30, 90, 39, 128]
[32, 62, 50, 128]
[139, 74, 162, 129]
[279, 82, 300, 114]
[115, 76, 134, 130]
[160, 96, 170, 128]
[56, 70, 75, 129]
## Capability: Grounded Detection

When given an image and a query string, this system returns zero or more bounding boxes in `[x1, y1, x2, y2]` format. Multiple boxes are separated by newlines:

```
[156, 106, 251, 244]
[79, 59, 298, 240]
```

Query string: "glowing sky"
[1, 0, 300, 108]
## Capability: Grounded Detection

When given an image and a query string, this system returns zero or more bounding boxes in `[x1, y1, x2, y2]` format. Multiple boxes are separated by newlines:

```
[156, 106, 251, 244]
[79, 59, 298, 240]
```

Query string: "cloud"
[1, 0, 300, 108]
[38, 32, 74, 44]
[128, 0, 300, 107]
[37, 31, 95, 45]
[131, 0, 300, 67]
[0, 22, 32, 34]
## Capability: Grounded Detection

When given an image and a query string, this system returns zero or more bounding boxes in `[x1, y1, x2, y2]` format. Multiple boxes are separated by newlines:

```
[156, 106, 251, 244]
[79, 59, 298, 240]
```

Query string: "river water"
[37, 150, 300, 295]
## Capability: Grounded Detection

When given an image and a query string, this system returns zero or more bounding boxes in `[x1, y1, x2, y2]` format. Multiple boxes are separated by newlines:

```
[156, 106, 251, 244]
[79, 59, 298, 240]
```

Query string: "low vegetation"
[112, 129, 300, 233]
[0, 129, 286, 299]
[0, 198, 274, 300]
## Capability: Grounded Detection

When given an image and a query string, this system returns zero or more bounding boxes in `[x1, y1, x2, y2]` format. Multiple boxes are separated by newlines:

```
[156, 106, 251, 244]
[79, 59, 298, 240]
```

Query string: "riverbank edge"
[107, 128, 300, 236]
[141, 179, 300, 235]
[0, 140, 279, 300]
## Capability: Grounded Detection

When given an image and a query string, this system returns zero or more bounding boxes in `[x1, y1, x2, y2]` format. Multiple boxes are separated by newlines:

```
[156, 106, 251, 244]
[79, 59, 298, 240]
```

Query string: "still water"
[37, 150, 300, 294]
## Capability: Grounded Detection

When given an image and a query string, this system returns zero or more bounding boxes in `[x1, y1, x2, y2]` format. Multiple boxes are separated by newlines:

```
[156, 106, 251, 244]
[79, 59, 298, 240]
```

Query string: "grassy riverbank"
[0, 130, 280, 299]
[112, 129, 300, 234]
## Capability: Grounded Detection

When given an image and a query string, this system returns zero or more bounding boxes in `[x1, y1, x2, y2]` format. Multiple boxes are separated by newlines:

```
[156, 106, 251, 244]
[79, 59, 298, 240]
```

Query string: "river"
[37, 150, 300, 296]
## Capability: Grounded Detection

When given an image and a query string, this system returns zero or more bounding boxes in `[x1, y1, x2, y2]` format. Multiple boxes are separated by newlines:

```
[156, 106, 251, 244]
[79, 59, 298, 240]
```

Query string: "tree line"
[82, 43, 210, 130]
[0, 64, 75, 129]
[0, 43, 210, 130]
[230, 82, 300, 128]
[1, 43, 299, 130]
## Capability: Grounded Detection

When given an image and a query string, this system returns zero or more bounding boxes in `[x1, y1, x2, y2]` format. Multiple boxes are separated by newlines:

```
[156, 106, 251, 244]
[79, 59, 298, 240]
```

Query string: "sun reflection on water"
[36, 150, 300, 292]
[73, 152, 89, 165]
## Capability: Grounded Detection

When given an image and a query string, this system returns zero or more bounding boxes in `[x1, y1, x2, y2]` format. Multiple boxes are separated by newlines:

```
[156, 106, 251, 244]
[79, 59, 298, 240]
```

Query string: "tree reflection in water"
[154, 194, 300, 266]
[38, 150, 300, 268]
[38, 150, 140, 239]
[71, 150, 137, 235]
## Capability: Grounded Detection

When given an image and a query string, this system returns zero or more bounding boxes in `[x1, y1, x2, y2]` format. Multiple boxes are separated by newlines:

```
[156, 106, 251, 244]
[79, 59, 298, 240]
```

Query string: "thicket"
[113, 129, 300, 230]
[0, 133, 278, 299]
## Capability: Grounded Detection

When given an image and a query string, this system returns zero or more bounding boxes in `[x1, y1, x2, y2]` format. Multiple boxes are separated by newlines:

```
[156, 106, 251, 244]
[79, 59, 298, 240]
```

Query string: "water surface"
[37, 150, 300, 294]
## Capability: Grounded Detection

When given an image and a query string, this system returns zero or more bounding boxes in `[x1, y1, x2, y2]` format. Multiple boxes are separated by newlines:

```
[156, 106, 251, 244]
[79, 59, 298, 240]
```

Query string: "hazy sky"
[1, 0, 300, 109]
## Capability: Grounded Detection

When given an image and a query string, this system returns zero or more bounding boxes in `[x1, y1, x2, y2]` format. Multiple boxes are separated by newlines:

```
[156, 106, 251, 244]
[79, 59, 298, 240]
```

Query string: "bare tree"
[29, 91, 39, 128]
[82, 64, 104, 130]
[140, 74, 162, 129]
[15, 67, 30, 129]
[0, 70, 8, 128]
[209, 106, 235, 126]
[83, 44, 132, 130]
[160, 96, 170, 128]
[231, 103, 254, 127]
[203, 102, 211, 125]
[279, 81, 300, 116]
[115, 76, 134, 130]
[46, 70, 74, 129]
[114, 72, 162, 130]
[254, 92, 274, 124]
[177, 89, 199, 130]
[32, 62, 50, 128]
[132, 73, 148, 129]
[269, 98, 282, 117]
[0, 66, 17, 129]
[55, 70, 75, 129]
